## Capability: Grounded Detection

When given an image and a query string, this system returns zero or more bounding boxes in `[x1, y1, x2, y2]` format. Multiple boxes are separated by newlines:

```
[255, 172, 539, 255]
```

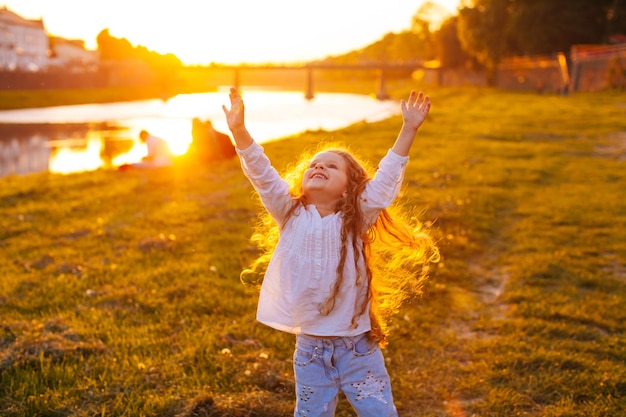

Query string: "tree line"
[94, 1, 625, 87]
[96, 28, 183, 84]
[324, 0, 626, 85]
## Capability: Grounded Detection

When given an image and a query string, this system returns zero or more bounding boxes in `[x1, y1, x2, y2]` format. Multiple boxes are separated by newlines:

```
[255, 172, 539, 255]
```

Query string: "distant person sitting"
[118, 130, 174, 170]
[139, 129, 174, 166]
[189, 118, 236, 162]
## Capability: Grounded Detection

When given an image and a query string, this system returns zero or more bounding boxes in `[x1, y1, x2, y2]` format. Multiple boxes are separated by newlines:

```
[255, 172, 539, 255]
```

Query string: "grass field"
[1, 87, 625, 416]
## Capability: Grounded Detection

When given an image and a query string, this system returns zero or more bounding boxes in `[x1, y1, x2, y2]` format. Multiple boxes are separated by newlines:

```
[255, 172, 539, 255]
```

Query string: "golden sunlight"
[416, 0, 460, 30]
[433, 0, 462, 12]
[49, 122, 192, 173]
[134, 120, 193, 156]
[2, 0, 462, 65]
[49, 138, 103, 174]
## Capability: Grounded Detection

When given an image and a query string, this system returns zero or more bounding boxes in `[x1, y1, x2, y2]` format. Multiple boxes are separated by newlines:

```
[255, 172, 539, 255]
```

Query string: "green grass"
[1, 87, 626, 416]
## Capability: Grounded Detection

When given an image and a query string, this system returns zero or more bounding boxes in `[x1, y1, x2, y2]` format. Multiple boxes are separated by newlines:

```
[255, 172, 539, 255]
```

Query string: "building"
[49, 37, 99, 72]
[0, 6, 50, 72]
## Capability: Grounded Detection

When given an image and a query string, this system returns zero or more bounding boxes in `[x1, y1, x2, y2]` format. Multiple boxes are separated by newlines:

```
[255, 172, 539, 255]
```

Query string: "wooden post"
[557, 52, 570, 95]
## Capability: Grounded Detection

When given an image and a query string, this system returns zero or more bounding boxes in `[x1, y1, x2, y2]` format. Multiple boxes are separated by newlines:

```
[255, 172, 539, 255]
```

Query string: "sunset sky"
[2, 0, 460, 64]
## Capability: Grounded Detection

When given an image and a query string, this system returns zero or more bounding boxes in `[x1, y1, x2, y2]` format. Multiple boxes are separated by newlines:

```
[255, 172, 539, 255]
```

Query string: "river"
[0, 89, 400, 178]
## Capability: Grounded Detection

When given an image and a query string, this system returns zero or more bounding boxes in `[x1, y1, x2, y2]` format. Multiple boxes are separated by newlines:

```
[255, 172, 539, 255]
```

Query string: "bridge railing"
[203, 63, 425, 100]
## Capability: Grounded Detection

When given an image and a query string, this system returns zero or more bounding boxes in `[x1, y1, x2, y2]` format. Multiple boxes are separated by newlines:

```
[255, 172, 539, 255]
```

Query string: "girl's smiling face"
[302, 151, 349, 203]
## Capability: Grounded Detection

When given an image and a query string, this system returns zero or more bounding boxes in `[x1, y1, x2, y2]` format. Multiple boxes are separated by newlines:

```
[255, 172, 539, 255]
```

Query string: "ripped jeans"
[293, 333, 398, 417]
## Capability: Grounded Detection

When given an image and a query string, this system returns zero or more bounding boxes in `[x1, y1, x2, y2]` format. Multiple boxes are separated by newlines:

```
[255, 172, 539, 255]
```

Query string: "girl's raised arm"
[222, 88, 254, 150]
[390, 90, 431, 157]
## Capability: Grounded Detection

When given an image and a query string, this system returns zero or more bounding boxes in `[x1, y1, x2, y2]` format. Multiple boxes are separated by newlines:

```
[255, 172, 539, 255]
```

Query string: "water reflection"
[0, 122, 140, 176]
[0, 134, 50, 177]
[0, 90, 400, 178]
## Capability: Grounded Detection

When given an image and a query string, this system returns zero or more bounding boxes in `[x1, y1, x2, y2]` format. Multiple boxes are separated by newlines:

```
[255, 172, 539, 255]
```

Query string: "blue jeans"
[293, 333, 398, 417]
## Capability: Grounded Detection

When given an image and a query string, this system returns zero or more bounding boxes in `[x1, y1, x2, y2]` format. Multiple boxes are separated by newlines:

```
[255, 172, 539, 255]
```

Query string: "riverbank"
[0, 77, 414, 111]
[1, 87, 625, 416]
[0, 85, 210, 111]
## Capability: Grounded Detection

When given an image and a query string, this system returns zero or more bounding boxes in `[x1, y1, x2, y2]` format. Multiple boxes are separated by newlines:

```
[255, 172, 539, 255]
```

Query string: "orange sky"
[2, 0, 460, 64]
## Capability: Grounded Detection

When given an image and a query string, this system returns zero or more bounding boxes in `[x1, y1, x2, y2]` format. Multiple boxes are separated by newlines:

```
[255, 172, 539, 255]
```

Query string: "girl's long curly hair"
[241, 142, 440, 346]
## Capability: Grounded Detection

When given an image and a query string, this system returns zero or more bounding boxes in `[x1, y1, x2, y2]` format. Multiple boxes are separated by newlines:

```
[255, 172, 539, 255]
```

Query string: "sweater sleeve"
[361, 149, 409, 222]
[237, 142, 293, 223]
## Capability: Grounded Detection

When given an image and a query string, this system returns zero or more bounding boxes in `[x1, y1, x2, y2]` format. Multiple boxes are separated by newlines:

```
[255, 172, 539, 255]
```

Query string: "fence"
[570, 44, 626, 91]
[426, 43, 626, 93]
[496, 52, 569, 92]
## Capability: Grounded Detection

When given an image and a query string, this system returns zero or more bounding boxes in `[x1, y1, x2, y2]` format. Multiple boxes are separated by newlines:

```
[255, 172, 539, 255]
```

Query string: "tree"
[96, 29, 181, 68]
[457, 0, 626, 69]
[412, 0, 455, 32]
[457, 0, 510, 85]
[388, 31, 432, 62]
[322, 30, 431, 66]
[410, 0, 453, 61]
[507, 0, 621, 55]
[96, 29, 182, 90]
[606, 0, 626, 38]
[434, 16, 477, 69]
[97, 29, 136, 61]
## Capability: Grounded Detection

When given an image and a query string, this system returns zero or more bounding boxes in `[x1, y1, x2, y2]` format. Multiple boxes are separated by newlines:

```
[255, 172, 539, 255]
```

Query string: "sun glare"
[49, 138, 103, 174]
[2, 0, 462, 65]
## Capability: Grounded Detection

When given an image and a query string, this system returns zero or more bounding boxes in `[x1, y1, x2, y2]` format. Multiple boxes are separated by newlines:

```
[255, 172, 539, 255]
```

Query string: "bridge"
[200, 63, 426, 100]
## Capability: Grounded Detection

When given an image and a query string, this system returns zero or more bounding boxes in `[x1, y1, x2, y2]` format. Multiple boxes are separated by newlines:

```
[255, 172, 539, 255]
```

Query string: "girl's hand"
[222, 87, 245, 132]
[390, 90, 431, 156]
[401, 90, 430, 131]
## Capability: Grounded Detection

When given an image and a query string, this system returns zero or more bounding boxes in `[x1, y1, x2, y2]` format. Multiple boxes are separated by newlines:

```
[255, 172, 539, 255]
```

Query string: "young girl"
[222, 88, 439, 417]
